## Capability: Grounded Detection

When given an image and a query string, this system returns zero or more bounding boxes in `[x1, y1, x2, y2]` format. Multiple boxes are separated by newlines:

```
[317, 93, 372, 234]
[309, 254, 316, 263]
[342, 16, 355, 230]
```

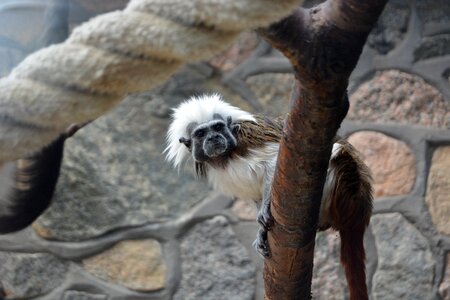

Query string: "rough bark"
[259, 1, 387, 299]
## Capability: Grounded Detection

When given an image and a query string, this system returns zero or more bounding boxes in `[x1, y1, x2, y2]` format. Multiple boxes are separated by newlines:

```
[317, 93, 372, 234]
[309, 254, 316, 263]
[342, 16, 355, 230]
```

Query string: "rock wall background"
[0, 0, 449, 299]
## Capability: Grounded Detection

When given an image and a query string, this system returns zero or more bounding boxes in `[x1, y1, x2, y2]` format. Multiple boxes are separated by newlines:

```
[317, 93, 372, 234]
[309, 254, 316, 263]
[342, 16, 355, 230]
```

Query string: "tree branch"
[259, 1, 387, 298]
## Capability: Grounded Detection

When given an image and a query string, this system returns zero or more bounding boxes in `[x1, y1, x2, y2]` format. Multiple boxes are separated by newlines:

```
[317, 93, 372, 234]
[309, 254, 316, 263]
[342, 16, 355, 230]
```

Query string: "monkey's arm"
[253, 156, 277, 257]
[0, 123, 85, 234]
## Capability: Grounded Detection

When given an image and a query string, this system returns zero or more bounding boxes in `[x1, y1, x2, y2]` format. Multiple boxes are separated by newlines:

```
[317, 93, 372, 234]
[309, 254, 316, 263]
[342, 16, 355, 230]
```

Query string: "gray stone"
[246, 73, 294, 117]
[62, 291, 108, 300]
[371, 213, 435, 300]
[440, 253, 450, 300]
[445, 69, 450, 85]
[312, 231, 347, 300]
[159, 64, 215, 99]
[367, 2, 410, 54]
[174, 216, 256, 300]
[34, 91, 210, 241]
[0, 251, 69, 298]
[416, 0, 450, 24]
[414, 34, 450, 62]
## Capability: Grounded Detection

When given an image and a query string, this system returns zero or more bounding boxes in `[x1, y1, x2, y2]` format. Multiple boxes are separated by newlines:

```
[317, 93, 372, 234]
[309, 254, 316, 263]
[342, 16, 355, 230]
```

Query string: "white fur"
[207, 139, 342, 228]
[331, 143, 342, 159]
[207, 143, 279, 200]
[319, 142, 343, 227]
[165, 94, 255, 168]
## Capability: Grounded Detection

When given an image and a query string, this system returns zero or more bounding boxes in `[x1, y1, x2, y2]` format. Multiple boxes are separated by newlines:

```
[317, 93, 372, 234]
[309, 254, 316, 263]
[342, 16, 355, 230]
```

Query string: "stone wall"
[0, 0, 449, 299]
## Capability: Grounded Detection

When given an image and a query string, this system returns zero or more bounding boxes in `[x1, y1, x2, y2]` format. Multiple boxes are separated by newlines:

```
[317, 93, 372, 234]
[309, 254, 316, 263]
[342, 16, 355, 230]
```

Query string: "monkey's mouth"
[204, 139, 228, 157]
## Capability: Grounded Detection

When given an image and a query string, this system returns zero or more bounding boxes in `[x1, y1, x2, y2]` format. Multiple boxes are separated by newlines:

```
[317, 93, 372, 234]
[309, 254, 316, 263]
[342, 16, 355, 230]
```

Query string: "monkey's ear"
[231, 124, 240, 134]
[226, 116, 233, 127]
[226, 116, 240, 134]
[179, 137, 192, 150]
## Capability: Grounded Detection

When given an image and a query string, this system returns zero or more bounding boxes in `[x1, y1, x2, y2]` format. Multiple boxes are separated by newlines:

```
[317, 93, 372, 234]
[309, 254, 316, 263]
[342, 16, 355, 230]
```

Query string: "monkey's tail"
[0, 135, 65, 234]
[326, 139, 373, 300]
[340, 224, 369, 300]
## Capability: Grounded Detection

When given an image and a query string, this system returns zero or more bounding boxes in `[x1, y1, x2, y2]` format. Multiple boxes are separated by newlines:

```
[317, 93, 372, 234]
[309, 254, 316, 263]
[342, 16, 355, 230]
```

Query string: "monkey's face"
[179, 115, 239, 163]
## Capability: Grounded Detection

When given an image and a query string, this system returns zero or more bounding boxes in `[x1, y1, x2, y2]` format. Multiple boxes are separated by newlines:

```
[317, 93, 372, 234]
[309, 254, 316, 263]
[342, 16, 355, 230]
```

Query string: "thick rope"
[0, 0, 303, 163]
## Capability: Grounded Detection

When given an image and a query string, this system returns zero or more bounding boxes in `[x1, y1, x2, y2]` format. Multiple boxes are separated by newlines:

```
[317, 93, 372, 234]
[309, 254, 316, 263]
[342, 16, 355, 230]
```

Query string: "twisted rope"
[0, 0, 303, 162]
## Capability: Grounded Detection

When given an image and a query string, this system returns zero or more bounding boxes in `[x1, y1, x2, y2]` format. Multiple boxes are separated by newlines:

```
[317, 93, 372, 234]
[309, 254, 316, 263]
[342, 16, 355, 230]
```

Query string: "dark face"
[179, 115, 239, 163]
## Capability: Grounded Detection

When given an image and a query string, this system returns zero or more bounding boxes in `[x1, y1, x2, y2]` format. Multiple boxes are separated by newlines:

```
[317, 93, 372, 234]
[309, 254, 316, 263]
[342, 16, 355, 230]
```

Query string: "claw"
[256, 204, 274, 231]
[253, 228, 271, 258]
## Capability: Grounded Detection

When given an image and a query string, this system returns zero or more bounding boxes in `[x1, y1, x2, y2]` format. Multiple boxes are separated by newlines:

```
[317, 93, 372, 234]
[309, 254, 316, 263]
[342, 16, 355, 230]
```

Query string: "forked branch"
[259, 1, 387, 299]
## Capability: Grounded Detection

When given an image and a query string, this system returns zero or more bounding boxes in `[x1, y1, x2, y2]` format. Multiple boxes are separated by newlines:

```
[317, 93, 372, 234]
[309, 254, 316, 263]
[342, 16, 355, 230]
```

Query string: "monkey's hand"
[257, 201, 273, 231]
[252, 228, 270, 258]
[253, 194, 274, 258]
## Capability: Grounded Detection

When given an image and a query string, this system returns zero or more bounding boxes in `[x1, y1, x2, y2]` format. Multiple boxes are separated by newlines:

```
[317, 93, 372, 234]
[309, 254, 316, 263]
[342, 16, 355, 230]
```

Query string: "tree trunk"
[259, 1, 387, 299]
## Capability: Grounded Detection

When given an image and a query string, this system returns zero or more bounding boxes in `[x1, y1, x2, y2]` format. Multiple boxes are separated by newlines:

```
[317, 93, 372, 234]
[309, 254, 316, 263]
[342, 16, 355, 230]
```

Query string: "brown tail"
[0, 136, 66, 234]
[324, 139, 373, 300]
[340, 225, 368, 300]
[0, 122, 87, 234]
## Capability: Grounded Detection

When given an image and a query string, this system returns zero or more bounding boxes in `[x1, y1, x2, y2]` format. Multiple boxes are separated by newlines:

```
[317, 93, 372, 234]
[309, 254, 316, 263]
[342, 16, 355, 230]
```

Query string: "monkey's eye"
[213, 123, 224, 131]
[194, 129, 205, 138]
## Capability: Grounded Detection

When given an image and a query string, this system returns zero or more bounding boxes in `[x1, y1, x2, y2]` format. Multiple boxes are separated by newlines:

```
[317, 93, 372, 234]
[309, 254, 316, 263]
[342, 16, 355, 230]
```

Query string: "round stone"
[425, 146, 450, 235]
[83, 239, 166, 292]
[347, 131, 416, 198]
[349, 70, 450, 129]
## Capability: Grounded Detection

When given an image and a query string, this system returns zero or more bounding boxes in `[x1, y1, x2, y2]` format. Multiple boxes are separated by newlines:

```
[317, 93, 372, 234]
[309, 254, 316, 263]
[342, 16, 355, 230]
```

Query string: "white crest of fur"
[165, 94, 255, 168]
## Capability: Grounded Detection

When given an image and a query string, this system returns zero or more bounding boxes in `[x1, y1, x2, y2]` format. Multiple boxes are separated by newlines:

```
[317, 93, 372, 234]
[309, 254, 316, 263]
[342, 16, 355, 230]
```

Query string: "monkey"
[165, 94, 373, 300]
[0, 123, 86, 234]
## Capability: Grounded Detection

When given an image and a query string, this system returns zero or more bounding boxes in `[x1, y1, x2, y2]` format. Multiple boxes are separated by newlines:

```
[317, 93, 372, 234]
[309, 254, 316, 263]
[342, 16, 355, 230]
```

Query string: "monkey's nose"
[205, 137, 227, 157]
[209, 135, 224, 145]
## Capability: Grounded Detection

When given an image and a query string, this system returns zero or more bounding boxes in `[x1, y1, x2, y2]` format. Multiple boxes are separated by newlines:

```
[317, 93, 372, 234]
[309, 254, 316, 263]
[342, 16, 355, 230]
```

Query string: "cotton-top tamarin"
[165, 94, 373, 300]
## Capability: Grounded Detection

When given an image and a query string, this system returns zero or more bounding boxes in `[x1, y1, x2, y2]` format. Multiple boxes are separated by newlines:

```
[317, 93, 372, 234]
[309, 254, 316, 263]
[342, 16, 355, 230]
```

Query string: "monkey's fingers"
[253, 228, 271, 258]
[256, 203, 274, 231]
